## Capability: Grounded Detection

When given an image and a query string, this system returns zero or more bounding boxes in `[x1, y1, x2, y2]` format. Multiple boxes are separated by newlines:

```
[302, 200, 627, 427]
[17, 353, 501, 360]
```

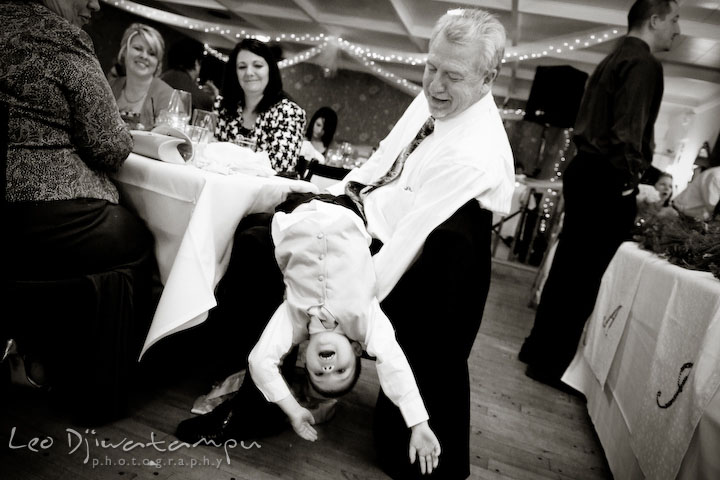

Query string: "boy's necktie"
[345, 116, 435, 216]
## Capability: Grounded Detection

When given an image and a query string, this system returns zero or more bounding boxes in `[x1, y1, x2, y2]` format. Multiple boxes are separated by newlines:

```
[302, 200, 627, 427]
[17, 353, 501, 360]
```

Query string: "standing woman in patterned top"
[214, 39, 306, 175]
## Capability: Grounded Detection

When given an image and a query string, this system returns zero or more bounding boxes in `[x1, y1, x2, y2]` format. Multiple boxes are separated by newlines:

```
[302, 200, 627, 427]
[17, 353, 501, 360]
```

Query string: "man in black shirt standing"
[519, 0, 681, 389]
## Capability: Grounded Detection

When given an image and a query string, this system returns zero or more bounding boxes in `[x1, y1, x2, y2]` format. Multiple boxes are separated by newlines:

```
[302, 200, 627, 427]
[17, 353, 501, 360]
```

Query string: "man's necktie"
[345, 116, 435, 216]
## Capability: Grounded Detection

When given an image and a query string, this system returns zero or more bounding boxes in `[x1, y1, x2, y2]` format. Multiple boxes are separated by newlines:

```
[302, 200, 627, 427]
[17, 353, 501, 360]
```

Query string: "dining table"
[562, 242, 720, 480]
[112, 153, 319, 358]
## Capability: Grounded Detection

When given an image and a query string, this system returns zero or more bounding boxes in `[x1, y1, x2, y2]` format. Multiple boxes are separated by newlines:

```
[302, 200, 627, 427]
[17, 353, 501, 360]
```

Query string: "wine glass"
[165, 89, 192, 128]
[191, 109, 218, 139]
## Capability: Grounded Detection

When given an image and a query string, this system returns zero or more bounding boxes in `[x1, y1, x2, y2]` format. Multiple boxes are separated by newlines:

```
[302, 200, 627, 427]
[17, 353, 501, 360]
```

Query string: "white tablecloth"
[113, 154, 318, 357]
[563, 242, 720, 480]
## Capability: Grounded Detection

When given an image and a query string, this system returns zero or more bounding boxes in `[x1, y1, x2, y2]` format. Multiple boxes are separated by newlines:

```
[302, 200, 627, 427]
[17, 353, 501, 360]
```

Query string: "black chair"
[295, 156, 310, 179]
[303, 160, 351, 188]
[1, 101, 149, 425]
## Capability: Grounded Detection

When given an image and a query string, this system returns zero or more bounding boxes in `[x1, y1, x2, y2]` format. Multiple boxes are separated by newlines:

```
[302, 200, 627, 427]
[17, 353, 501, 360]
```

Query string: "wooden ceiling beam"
[389, 0, 428, 52]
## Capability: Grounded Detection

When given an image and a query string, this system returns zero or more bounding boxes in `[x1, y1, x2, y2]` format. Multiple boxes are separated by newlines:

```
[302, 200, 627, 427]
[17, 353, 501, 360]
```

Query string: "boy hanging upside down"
[248, 193, 441, 474]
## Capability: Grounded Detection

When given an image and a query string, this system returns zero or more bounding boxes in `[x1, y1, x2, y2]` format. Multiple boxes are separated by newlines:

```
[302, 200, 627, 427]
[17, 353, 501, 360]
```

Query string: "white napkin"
[131, 127, 194, 165]
[199, 142, 277, 177]
[191, 370, 245, 415]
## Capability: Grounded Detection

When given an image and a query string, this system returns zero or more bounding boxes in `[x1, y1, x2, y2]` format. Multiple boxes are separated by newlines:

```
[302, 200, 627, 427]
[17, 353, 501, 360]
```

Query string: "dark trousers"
[520, 152, 637, 377]
[4, 199, 156, 424]
[374, 200, 491, 480]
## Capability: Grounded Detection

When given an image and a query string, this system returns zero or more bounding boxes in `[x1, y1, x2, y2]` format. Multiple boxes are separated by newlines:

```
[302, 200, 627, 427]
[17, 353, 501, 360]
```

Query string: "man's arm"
[373, 161, 494, 301]
[612, 59, 662, 192]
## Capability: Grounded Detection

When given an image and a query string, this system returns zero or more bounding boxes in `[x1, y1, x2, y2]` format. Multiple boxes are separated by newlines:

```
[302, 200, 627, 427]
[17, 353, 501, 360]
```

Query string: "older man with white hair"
[177, 8, 513, 479]
[330, 9, 513, 478]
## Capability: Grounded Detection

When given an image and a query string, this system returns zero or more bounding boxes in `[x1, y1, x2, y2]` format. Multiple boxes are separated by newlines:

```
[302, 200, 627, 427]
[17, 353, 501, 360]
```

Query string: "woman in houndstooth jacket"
[214, 38, 306, 175]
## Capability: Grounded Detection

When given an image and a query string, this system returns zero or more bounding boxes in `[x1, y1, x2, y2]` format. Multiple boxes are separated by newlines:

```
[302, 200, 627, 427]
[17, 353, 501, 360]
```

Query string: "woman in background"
[301, 106, 338, 162]
[654, 172, 673, 207]
[636, 171, 674, 222]
[109, 23, 173, 130]
[214, 38, 305, 174]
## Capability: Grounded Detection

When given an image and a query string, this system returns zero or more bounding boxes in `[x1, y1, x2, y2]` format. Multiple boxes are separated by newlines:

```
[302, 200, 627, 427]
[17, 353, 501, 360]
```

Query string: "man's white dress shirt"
[248, 200, 429, 428]
[327, 92, 515, 300]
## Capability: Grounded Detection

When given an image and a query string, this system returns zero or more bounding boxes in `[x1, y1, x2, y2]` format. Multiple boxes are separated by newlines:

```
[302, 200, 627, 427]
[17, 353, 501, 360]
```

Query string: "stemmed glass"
[191, 109, 218, 134]
[164, 89, 192, 129]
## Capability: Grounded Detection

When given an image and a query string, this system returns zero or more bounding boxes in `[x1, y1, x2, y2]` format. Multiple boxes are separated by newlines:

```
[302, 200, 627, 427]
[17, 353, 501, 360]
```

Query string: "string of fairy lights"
[537, 128, 572, 234]
[103, 0, 622, 96]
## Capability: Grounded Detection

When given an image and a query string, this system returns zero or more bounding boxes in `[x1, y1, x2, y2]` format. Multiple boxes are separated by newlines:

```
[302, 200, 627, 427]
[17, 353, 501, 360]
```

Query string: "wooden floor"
[0, 260, 612, 479]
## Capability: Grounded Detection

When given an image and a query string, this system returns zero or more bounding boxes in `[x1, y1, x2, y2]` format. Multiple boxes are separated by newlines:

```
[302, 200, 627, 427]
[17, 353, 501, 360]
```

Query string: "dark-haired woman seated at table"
[301, 106, 338, 163]
[214, 38, 306, 175]
[1, 0, 155, 424]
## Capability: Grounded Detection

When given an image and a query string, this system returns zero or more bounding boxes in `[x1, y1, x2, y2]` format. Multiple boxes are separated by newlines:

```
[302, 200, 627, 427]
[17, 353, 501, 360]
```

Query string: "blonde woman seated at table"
[108, 23, 173, 130]
[300, 106, 338, 163]
[214, 38, 306, 175]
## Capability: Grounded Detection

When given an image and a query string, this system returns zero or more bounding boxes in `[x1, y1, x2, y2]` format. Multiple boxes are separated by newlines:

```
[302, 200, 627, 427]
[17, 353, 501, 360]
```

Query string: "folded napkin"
[191, 370, 245, 415]
[199, 142, 276, 177]
[131, 126, 194, 164]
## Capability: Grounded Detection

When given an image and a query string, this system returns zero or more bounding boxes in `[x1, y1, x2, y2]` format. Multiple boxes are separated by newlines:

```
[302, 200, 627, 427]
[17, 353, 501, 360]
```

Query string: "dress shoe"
[517, 337, 537, 364]
[525, 364, 585, 399]
[176, 395, 287, 444]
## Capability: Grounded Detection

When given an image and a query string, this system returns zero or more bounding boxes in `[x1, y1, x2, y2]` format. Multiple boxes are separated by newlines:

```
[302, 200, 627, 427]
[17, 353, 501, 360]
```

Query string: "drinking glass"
[233, 136, 257, 152]
[165, 89, 192, 128]
[191, 109, 218, 136]
[184, 125, 210, 144]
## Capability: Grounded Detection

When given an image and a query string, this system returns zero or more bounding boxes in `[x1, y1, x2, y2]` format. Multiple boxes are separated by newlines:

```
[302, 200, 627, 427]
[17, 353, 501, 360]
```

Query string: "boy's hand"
[409, 421, 441, 475]
[277, 395, 318, 441]
[289, 407, 317, 442]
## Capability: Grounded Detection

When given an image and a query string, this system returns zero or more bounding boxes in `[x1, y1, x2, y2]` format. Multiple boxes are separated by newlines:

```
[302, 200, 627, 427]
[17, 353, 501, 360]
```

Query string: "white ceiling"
[106, 0, 720, 110]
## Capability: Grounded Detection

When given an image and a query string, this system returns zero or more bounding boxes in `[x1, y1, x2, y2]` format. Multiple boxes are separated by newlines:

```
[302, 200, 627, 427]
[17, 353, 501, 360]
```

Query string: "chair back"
[304, 160, 350, 189]
[1, 101, 7, 207]
[0, 102, 10, 219]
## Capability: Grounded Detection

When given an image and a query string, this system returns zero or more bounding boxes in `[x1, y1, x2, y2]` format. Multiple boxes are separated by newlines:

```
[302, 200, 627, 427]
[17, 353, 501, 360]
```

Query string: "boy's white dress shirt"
[248, 200, 429, 428]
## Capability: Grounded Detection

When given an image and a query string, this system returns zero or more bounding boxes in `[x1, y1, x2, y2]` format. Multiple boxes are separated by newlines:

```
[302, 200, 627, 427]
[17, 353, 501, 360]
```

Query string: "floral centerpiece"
[633, 212, 720, 280]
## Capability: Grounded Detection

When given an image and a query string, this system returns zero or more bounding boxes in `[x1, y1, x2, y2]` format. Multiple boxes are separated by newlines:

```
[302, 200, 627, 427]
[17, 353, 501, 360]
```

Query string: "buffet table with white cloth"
[563, 242, 720, 480]
[113, 153, 318, 357]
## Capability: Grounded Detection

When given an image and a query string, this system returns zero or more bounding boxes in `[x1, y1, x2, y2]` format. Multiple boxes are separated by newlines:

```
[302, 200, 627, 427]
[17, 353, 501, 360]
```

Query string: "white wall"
[652, 99, 720, 193]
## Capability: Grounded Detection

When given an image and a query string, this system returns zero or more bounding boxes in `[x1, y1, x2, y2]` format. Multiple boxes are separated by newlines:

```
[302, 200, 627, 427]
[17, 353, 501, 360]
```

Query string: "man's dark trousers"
[520, 151, 638, 379]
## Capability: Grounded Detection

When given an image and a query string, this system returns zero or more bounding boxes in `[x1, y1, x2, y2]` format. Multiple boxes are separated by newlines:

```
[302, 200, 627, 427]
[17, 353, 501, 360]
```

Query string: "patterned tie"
[346, 116, 435, 217]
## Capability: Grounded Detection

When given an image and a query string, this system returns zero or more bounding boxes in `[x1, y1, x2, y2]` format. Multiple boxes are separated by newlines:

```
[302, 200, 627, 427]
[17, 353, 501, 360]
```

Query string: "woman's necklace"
[122, 88, 146, 105]
[241, 110, 257, 129]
